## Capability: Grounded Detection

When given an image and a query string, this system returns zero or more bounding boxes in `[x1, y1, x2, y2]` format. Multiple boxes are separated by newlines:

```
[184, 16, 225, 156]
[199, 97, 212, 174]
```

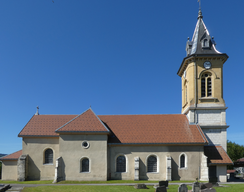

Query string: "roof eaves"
[108, 142, 207, 146]
[177, 53, 228, 76]
[209, 162, 233, 166]
[0, 158, 18, 161]
[18, 135, 59, 137]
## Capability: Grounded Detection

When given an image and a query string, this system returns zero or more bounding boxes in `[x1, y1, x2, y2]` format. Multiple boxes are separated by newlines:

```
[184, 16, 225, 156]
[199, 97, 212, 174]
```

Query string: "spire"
[185, 7, 221, 56]
[35, 106, 39, 115]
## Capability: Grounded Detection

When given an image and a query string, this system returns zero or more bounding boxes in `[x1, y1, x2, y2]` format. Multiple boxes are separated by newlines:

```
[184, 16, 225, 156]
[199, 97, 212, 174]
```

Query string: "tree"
[227, 140, 244, 169]
[0, 161, 2, 179]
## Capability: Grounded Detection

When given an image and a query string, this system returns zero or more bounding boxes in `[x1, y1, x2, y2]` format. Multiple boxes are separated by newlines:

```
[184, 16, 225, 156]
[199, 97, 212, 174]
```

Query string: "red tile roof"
[204, 146, 233, 165]
[99, 114, 208, 144]
[56, 109, 109, 133]
[18, 109, 208, 144]
[235, 157, 244, 162]
[18, 115, 77, 137]
[227, 170, 236, 174]
[0, 150, 22, 161]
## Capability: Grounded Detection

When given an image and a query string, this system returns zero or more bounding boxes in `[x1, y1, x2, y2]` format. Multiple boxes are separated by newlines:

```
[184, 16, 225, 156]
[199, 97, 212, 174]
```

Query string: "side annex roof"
[0, 150, 22, 161]
[56, 108, 110, 134]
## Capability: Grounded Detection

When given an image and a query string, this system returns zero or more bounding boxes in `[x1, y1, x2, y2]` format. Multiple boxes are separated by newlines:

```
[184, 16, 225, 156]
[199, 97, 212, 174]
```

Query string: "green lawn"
[21, 185, 179, 192]
[20, 184, 244, 192]
[0, 180, 53, 184]
[0, 180, 200, 184]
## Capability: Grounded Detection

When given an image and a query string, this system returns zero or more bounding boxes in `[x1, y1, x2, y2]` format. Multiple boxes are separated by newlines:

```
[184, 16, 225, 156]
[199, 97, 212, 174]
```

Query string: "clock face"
[204, 61, 212, 69]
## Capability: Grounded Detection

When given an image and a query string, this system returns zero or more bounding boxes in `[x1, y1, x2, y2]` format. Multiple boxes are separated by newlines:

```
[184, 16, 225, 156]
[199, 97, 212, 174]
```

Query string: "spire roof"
[185, 10, 221, 56]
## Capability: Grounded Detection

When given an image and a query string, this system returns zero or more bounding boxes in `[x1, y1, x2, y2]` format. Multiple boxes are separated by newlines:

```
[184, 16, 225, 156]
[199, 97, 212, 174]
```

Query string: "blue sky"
[0, 0, 243, 154]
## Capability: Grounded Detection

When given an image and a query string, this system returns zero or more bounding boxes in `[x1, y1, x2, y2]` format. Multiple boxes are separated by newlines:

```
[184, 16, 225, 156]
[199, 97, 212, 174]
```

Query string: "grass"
[20, 184, 244, 192]
[0, 180, 53, 184]
[21, 185, 182, 192]
[0, 180, 200, 185]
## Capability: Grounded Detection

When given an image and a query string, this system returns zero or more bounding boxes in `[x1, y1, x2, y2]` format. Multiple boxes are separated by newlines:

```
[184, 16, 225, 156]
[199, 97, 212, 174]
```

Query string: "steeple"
[178, 4, 229, 152]
[185, 10, 220, 56]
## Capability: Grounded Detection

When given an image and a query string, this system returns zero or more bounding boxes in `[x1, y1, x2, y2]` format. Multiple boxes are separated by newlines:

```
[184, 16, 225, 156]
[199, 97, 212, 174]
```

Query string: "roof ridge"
[55, 113, 83, 132]
[55, 108, 110, 133]
[98, 114, 184, 116]
[89, 108, 110, 133]
[196, 124, 208, 144]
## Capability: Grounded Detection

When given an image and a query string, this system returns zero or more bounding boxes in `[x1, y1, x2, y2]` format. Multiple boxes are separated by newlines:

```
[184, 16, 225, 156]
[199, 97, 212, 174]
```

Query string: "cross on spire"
[198, 0, 203, 19]
[198, 0, 201, 11]
[35, 106, 39, 115]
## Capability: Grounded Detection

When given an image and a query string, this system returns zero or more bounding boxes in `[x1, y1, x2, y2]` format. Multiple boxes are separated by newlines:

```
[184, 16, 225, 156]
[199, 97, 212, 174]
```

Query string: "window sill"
[80, 172, 90, 173]
[182, 102, 188, 108]
[43, 163, 53, 166]
[147, 172, 159, 174]
[179, 167, 187, 170]
[199, 97, 218, 102]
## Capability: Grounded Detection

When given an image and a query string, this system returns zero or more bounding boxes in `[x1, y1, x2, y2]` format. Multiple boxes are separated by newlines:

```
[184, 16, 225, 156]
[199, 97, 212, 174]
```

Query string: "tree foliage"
[227, 140, 244, 169]
[0, 161, 2, 179]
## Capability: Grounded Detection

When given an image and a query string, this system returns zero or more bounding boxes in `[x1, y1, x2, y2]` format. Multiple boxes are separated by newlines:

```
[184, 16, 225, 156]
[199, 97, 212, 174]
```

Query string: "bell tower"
[177, 9, 229, 150]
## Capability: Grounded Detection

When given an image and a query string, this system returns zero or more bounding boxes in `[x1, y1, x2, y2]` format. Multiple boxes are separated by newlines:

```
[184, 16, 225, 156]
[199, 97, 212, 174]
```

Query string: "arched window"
[44, 148, 53, 164]
[116, 155, 126, 172]
[147, 155, 157, 172]
[185, 85, 187, 103]
[201, 73, 212, 97]
[180, 154, 185, 168]
[202, 39, 209, 48]
[80, 158, 89, 172]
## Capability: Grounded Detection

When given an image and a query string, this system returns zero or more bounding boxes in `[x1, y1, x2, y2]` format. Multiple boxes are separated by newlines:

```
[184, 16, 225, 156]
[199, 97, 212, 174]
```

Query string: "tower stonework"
[177, 10, 229, 150]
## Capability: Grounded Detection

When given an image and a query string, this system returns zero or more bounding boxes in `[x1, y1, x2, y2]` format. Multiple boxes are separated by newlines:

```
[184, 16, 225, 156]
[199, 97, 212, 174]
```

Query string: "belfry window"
[44, 148, 53, 164]
[201, 73, 212, 97]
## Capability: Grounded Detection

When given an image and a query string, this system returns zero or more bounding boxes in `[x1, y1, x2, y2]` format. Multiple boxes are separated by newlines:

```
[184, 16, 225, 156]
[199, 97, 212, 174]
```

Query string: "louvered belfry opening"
[201, 73, 212, 97]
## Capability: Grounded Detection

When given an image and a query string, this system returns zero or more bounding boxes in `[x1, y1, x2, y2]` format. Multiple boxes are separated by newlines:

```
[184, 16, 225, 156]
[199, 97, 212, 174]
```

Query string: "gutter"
[108, 142, 207, 146]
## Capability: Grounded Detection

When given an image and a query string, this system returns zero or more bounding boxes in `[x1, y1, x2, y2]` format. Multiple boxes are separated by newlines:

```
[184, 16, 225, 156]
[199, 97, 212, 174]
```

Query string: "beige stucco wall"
[181, 58, 226, 113]
[59, 134, 108, 181]
[22, 137, 59, 180]
[217, 165, 227, 182]
[1, 160, 18, 180]
[108, 145, 204, 181]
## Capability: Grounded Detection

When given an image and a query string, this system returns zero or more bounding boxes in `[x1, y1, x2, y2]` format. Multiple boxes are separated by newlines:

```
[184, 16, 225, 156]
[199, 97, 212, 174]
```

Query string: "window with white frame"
[147, 155, 157, 172]
[80, 158, 89, 172]
[179, 153, 187, 168]
[116, 155, 126, 172]
[44, 148, 53, 164]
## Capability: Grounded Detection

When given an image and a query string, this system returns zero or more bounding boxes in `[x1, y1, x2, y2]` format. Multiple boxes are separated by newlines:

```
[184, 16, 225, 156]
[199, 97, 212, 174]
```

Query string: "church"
[0, 9, 232, 182]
